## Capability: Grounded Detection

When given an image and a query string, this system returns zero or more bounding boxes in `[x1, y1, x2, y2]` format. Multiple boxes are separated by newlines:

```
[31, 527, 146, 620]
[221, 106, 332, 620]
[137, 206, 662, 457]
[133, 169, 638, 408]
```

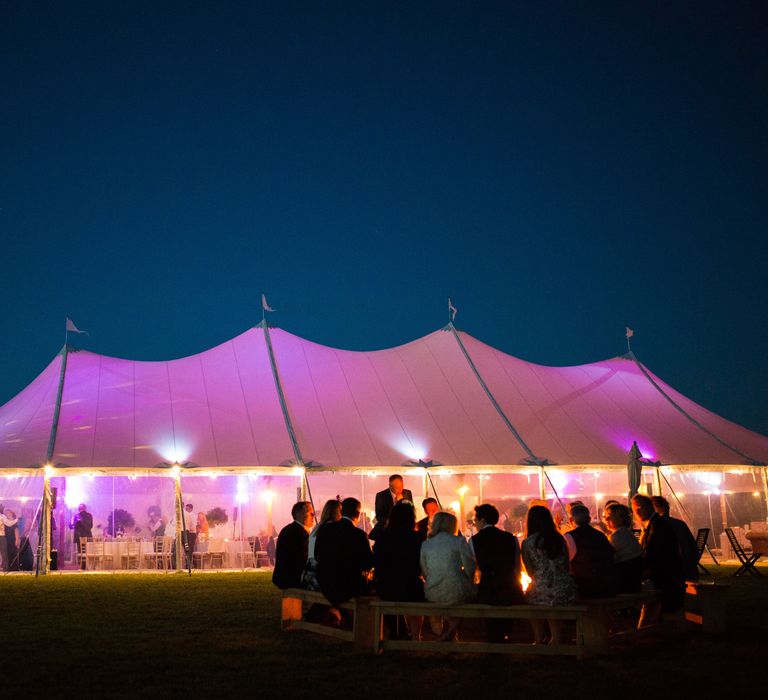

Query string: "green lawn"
[3, 566, 767, 698]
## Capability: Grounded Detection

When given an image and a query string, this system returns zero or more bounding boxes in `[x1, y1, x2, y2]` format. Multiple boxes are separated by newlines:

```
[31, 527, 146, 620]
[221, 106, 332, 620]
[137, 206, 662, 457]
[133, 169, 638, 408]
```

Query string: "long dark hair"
[386, 501, 416, 532]
[526, 505, 567, 560]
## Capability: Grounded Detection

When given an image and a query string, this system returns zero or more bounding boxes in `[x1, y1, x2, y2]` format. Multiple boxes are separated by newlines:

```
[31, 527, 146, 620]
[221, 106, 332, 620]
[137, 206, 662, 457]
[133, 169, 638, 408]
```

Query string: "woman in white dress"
[420, 511, 476, 641]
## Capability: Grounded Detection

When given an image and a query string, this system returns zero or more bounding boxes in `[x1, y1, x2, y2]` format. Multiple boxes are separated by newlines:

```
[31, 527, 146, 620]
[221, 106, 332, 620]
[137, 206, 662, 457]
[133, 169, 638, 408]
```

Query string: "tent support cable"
[627, 352, 763, 466]
[446, 324, 566, 512]
[260, 321, 315, 513]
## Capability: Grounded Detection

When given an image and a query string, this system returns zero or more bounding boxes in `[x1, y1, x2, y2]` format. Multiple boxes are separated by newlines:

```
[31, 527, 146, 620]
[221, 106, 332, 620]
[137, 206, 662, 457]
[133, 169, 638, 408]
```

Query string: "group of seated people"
[272, 474, 698, 644]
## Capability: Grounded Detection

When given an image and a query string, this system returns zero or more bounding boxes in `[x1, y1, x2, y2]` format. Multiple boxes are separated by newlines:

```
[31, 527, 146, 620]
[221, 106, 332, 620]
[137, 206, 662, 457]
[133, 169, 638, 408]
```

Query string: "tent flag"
[627, 441, 643, 503]
[261, 294, 275, 313]
[448, 297, 457, 322]
[65, 317, 88, 335]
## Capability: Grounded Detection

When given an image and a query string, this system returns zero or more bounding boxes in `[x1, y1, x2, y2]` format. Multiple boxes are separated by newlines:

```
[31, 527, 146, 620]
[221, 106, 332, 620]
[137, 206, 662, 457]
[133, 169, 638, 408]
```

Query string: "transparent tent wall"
[0, 474, 43, 572]
[50, 474, 176, 570]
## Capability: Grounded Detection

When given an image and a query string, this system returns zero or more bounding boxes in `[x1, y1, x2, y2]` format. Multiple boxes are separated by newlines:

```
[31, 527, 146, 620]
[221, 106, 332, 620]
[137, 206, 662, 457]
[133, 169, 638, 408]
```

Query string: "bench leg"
[282, 597, 302, 630]
[372, 609, 383, 654]
[582, 609, 609, 655]
[353, 598, 376, 650]
[698, 589, 727, 634]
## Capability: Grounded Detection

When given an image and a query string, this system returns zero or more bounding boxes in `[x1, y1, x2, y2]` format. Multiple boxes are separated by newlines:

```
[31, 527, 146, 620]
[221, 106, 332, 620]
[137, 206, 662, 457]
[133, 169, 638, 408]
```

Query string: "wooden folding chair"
[725, 528, 763, 577]
[695, 528, 713, 575]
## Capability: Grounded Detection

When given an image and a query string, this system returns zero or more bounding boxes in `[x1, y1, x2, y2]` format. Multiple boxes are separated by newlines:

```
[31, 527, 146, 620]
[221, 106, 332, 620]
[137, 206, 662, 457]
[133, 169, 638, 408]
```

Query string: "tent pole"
[538, 466, 546, 500]
[40, 472, 52, 575]
[654, 466, 663, 498]
[174, 473, 184, 571]
[761, 467, 768, 524]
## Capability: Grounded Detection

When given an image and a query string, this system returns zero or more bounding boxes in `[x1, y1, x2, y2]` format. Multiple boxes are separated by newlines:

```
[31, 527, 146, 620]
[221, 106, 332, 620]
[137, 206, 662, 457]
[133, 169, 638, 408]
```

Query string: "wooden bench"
[370, 600, 589, 659]
[579, 590, 662, 653]
[684, 580, 729, 634]
[281, 588, 376, 649]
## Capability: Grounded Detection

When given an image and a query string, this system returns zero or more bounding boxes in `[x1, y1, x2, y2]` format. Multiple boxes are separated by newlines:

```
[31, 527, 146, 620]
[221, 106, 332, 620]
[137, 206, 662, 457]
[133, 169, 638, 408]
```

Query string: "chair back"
[725, 527, 746, 557]
[695, 528, 710, 558]
[126, 539, 141, 555]
[153, 536, 166, 553]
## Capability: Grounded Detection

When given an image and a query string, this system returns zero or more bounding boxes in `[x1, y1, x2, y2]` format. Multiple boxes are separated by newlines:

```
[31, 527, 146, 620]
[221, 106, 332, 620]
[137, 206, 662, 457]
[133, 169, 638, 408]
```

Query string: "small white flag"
[626, 327, 634, 339]
[261, 294, 275, 313]
[448, 297, 457, 322]
[66, 317, 88, 335]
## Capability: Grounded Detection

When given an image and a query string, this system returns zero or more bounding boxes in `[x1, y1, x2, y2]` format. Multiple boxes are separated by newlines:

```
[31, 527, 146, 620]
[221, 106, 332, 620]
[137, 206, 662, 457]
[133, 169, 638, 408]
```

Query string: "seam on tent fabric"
[8, 358, 62, 465]
[455, 333, 542, 465]
[333, 349, 385, 466]
[487, 347, 572, 464]
[423, 338, 502, 465]
[612, 362, 689, 464]
[365, 352, 420, 462]
[198, 354, 221, 468]
[527, 361, 612, 464]
[534, 363, 618, 463]
[261, 324, 305, 468]
[299, 340, 342, 467]
[231, 339, 262, 467]
[395, 343, 461, 466]
[565, 363, 641, 461]
[46, 346, 69, 465]
[164, 362, 178, 463]
[631, 355, 761, 465]
[88, 355, 104, 468]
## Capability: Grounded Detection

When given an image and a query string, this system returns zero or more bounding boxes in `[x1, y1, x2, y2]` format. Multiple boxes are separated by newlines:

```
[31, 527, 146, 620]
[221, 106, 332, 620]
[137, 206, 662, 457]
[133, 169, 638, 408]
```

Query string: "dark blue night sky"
[1, 2, 766, 434]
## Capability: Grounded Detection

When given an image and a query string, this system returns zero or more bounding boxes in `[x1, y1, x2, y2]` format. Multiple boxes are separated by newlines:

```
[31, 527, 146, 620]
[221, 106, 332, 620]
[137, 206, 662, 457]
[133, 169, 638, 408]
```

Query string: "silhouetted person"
[272, 501, 314, 590]
[370, 475, 413, 541]
[651, 496, 699, 581]
[564, 504, 617, 598]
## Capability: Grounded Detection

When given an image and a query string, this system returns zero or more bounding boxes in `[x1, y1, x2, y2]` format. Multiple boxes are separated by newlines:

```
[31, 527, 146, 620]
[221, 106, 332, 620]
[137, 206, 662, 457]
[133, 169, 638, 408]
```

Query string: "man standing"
[370, 475, 413, 541]
[651, 496, 699, 581]
[470, 504, 523, 642]
[72, 503, 93, 570]
[417, 497, 439, 541]
[182, 503, 197, 569]
[315, 497, 373, 613]
[272, 501, 314, 590]
[632, 494, 684, 626]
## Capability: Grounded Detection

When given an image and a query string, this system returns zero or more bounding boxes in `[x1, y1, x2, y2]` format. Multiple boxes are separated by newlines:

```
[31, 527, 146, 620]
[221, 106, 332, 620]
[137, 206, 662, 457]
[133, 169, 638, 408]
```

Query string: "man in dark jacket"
[471, 504, 523, 642]
[416, 498, 439, 541]
[651, 496, 699, 581]
[272, 501, 314, 590]
[72, 503, 93, 571]
[632, 494, 685, 626]
[564, 504, 617, 599]
[315, 497, 373, 611]
[370, 475, 413, 541]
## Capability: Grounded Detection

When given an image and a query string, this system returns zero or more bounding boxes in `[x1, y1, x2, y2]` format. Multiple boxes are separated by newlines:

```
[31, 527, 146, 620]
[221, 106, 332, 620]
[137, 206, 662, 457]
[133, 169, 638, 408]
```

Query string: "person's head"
[604, 499, 620, 509]
[631, 494, 654, 523]
[388, 475, 404, 497]
[422, 498, 439, 519]
[473, 504, 499, 528]
[525, 505, 567, 559]
[291, 501, 314, 528]
[428, 511, 458, 538]
[387, 501, 416, 531]
[569, 504, 591, 527]
[184, 503, 194, 512]
[319, 499, 342, 524]
[565, 500, 584, 518]
[197, 512, 206, 524]
[340, 497, 362, 523]
[5, 509, 15, 519]
[650, 496, 670, 516]
[78, 503, 87, 513]
[604, 503, 632, 531]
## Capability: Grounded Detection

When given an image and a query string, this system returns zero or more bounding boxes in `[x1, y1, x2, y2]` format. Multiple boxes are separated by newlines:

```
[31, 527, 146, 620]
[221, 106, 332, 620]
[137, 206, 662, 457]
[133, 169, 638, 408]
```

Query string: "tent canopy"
[1, 325, 766, 472]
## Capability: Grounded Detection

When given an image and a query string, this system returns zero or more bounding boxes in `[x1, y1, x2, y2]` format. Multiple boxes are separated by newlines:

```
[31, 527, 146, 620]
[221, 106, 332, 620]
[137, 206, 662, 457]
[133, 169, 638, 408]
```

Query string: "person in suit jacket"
[416, 498, 439, 541]
[315, 497, 373, 612]
[563, 504, 617, 599]
[72, 503, 93, 571]
[632, 494, 685, 627]
[370, 475, 413, 541]
[470, 504, 523, 642]
[272, 501, 314, 590]
[651, 496, 699, 581]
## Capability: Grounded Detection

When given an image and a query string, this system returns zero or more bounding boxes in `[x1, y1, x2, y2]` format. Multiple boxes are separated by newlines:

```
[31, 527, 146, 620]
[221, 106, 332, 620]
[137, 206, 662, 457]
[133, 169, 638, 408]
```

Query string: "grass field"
[3, 565, 767, 699]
